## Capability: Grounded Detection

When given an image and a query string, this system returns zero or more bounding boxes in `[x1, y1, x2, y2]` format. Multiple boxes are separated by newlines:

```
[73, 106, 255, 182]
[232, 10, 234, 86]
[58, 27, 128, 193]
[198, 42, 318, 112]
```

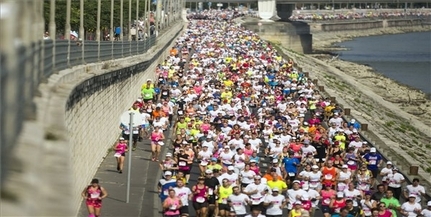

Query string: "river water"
[336, 31, 431, 94]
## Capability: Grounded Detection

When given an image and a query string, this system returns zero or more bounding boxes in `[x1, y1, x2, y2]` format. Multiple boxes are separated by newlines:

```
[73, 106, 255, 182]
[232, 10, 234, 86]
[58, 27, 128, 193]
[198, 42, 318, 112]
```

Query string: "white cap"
[350, 119, 356, 123]
[250, 159, 257, 163]
[311, 165, 319, 169]
[342, 165, 348, 169]
[387, 161, 393, 165]
[205, 169, 213, 174]
[352, 129, 358, 133]
[272, 159, 278, 163]
[427, 201, 431, 206]
[164, 171, 172, 176]
[408, 194, 417, 198]
[337, 192, 344, 198]
[119, 137, 125, 140]
[227, 166, 235, 171]
[292, 180, 300, 184]
[200, 161, 208, 166]
[272, 187, 279, 192]
[294, 201, 302, 205]
[370, 147, 376, 152]
[166, 153, 172, 157]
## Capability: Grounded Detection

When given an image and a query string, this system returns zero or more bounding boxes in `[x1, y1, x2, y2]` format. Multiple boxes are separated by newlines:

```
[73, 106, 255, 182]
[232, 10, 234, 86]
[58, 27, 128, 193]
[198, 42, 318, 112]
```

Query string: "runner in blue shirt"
[282, 152, 300, 184]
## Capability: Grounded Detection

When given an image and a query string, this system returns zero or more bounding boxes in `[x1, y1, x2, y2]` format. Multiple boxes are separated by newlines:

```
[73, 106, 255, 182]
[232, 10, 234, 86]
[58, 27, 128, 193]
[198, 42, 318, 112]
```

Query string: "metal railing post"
[121, 0, 124, 56]
[136, 0, 140, 54]
[129, 0, 132, 42]
[49, 0, 56, 70]
[97, 0, 101, 61]
[156, 0, 162, 34]
[110, 0, 114, 59]
[66, 0, 71, 66]
[80, 0, 85, 64]
[39, 0, 45, 83]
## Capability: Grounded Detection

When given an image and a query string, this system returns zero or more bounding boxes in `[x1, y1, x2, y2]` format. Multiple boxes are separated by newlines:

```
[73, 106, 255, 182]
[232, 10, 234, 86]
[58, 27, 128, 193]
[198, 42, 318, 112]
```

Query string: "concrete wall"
[1, 21, 186, 216]
[243, 21, 313, 54]
[311, 19, 424, 31]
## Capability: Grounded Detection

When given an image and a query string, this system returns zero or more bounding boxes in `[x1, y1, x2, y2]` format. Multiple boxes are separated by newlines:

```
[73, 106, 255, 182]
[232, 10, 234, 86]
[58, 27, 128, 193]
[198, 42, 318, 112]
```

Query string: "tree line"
[44, 0, 157, 33]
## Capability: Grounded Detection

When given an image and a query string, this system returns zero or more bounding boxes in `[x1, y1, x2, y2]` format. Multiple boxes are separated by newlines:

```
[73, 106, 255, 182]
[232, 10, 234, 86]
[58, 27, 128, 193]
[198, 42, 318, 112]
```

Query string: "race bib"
[324, 174, 333, 180]
[196, 197, 205, 203]
[158, 141, 165, 146]
[178, 110, 183, 115]
[208, 188, 213, 195]
[222, 198, 228, 204]
[114, 153, 121, 158]
[164, 190, 169, 196]
[169, 205, 177, 210]
[179, 162, 187, 166]
[289, 172, 295, 177]
[144, 93, 151, 98]
[90, 193, 100, 199]
[369, 160, 376, 165]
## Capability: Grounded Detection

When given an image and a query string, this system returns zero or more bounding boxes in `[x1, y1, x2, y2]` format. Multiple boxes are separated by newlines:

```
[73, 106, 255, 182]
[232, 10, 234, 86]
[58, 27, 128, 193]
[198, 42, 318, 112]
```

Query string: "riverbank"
[276, 30, 431, 187]
[311, 24, 431, 51]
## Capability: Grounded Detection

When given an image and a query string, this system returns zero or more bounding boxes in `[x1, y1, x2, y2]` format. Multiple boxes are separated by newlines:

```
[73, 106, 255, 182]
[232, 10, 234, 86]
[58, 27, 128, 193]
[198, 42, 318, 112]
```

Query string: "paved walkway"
[77, 135, 171, 217]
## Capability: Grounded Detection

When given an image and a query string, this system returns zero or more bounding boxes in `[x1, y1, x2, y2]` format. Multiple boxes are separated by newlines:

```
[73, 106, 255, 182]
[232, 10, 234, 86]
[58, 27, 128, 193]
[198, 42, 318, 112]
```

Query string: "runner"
[113, 137, 128, 174]
[174, 179, 192, 217]
[81, 179, 108, 217]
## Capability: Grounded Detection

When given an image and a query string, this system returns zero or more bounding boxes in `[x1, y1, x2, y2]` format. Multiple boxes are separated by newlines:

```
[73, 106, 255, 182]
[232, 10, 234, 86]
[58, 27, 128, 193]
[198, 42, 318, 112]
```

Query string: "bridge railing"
[0, 0, 185, 188]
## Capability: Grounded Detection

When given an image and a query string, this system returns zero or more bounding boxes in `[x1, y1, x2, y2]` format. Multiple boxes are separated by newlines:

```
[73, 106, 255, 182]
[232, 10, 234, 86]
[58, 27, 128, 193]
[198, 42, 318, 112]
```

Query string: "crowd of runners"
[289, 10, 431, 21]
[82, 9, 430, 217]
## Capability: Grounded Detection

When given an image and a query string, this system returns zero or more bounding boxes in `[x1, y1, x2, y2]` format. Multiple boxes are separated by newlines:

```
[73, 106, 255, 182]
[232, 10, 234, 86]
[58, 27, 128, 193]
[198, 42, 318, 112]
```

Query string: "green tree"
[44, 0, 149, 34]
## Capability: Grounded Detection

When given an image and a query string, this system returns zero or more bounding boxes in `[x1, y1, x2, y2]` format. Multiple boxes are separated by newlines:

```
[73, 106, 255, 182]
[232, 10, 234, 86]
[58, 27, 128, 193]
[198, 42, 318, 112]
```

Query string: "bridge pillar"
[276, 4, 296, 21]
[258, 0, 277, 22]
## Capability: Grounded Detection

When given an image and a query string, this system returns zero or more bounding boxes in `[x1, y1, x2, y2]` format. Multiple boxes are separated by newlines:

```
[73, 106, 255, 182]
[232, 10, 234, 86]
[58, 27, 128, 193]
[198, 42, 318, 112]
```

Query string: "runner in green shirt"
[141, 86, 155, 102]
[380, 189, 401, 217]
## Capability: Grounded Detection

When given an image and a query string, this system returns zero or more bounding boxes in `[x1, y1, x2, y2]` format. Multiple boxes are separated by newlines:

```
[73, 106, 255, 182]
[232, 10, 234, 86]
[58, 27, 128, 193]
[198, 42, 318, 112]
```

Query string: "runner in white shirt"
[243, 176, 270, 207]
[302, 184, 321, 210]
[404, 178, 426, 203]
[264, 187, 287, 217]
[343, 183, 363, 207]
[421, 201, 431, 217]
[219, 166, 239, 187]
[401, 194, 422, 217]
[173, 179, 192, 216]
[286, 181, 306, 210]
[228, 186, 251, 216]
[248, 133, 262, 151]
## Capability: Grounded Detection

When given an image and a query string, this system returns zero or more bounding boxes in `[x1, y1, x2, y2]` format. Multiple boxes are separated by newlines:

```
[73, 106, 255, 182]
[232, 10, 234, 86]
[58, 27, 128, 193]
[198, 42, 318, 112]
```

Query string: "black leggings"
[388, 186, 402, 200]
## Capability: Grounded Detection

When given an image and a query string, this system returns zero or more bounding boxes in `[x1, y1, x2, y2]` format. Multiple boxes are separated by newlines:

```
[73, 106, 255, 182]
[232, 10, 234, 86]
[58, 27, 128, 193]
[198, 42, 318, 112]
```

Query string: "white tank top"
[234, 154, 246, 168]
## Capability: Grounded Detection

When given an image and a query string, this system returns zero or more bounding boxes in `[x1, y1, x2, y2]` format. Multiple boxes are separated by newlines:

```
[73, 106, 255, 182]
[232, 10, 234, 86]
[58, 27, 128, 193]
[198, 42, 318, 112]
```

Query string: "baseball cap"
[292, 180, 300, 184]
[311, 165, 319, 169]
[119, 137, 125, 140]
[342, 165, 348, 169]
[294, 201, 302, 205]
[164, 171, 172, 176]
[272, 159, 278, 163]
[370, 147, 376, 152]
[211, 157, 218, 162]
[350, 119, 355, 123]
[387, 161, 393, 165]
[272, 187, 279, 192]
[408, 194, 417, 198]
[227, 166, 235, 171]
[205, 169, 213, 174]
[166, 153, 172, 157]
